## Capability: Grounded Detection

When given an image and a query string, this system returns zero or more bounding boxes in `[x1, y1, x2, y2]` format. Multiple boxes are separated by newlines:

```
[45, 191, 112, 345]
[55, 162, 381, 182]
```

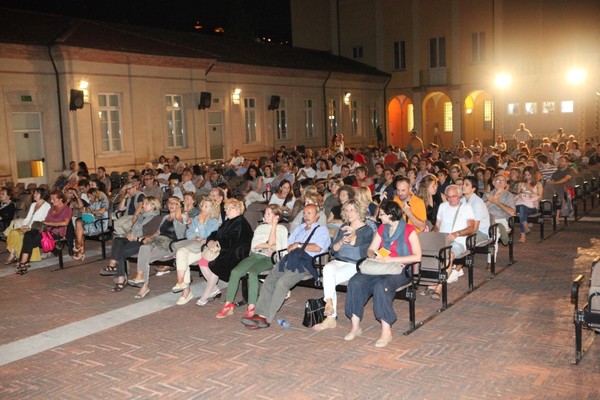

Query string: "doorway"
[12, 112, 46, 185]
[207, 111, 224, 161]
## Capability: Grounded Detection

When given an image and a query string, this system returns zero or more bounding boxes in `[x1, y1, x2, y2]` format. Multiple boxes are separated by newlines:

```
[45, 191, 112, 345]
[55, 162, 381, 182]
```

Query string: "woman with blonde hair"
[216, 205, 288, 318]
[172, 198, 221, 305]
[100, 196, 162, 292]
[194, 198, 253, 306]
[415, 174, 442, 229]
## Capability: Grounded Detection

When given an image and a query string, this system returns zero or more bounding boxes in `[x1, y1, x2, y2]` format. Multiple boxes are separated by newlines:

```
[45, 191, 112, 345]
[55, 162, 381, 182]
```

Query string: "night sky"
[0, 0, 292, 43]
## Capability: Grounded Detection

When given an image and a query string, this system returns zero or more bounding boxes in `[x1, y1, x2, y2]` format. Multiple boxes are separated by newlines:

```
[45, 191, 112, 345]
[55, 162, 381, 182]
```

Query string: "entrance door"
[207, 111, 224, 161]
[12, 113, 46, 185]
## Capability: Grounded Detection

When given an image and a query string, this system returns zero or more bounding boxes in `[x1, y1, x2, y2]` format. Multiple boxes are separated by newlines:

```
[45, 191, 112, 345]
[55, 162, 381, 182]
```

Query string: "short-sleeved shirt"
[437, 202, 474, 248]
[288, 223, 331, 257]
[482, 189, 516, 219]
[393, 194, 427, 233]
[461, 193, 490, 235]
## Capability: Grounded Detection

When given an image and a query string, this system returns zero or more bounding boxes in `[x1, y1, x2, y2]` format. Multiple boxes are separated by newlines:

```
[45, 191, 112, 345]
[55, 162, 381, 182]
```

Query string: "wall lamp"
[232, 88, 241, 105]
[344, 92, 351, 105]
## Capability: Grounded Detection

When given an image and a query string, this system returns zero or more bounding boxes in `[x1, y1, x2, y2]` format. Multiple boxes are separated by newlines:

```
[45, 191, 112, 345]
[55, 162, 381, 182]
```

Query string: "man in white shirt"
[513, 123, 532, 147]
[435, 184, 475, 283]
[297, 156, 316, 181]
[461, 176, 490, 243]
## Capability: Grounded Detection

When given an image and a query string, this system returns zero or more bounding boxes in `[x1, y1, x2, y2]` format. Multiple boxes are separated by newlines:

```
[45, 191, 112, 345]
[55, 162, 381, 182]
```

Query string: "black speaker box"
[268, 95, 281, 110]
[69, 89, 84, 111]
[198, 91, 212, 109]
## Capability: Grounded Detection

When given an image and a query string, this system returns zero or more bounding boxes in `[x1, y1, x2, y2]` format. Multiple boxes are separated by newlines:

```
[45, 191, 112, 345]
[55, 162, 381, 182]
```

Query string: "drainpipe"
[322, 71, 332, 148]
[48, 45, 67, 171]
[383, 75, 392, 148]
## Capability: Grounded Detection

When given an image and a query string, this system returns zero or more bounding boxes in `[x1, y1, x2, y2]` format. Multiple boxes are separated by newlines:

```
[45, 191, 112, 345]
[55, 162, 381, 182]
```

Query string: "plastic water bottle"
[277, 318, 291, 329]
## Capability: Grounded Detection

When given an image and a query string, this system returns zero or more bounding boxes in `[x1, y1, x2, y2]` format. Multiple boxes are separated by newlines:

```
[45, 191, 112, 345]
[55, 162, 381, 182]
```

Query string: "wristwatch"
[296, 243, 302, 249]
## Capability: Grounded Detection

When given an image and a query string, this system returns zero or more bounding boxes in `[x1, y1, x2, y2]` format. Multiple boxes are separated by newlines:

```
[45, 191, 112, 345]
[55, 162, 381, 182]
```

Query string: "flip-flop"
[430, 291, 441, 301]
[419, 288, 434, 296]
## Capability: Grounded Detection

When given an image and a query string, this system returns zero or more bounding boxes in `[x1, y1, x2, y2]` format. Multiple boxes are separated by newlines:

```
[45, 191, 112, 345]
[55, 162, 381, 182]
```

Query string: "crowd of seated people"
[4, 131, 599, 345]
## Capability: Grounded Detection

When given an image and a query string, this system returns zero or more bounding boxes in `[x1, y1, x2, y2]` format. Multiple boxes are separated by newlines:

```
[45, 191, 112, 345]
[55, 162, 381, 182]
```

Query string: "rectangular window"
[165, 94, 185, 148]
[542, 101, 555, 114]
[483, 100, 494, 130]
[276, 98, 288, 140]
[561, 101, 574, 113]
[525, 102, 537, 114]
[351, 100, 359, 136]
[429, 37, 446, 68]
[507, 103, 520, 115]
[471, 32, 486, 63]
[98, 93, 123, 152]
[328, 99, 338, 138]
[443, 101, 453, 132]
[304, 99, 315, 138]
[371, 103, 379, 140]
[353, 46, 363, 59]
[244, 98, 257, 142]
[393, 41, 406, 70]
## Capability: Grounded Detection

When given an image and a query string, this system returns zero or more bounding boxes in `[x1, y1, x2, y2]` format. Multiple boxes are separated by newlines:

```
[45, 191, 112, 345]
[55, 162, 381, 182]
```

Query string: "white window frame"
[429, 37, 446, 68]
[561, 100, 574, 113]
[244, 97, 257, 143]
[304, 99, 315, 138]
[443, 101, 453, 132]
[165, 94, 185, 148]
[353, 46, 363, 59]
[508, 103, 520, 115]
[471, 32, 486, 64]
[483, 100, 494, 130]
[276, 98, 288, 140]
[328, 99, 338, 138]
[351, 99, 359, 136]
[525, 102, 537, 114]
[98, 93, 123, 152]
[393, 40, 406, 70]
[543, 101, 555, 114]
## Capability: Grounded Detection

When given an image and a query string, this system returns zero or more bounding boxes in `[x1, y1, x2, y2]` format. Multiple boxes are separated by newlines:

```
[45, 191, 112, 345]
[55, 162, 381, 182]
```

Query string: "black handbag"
[302, 297, 326, 328]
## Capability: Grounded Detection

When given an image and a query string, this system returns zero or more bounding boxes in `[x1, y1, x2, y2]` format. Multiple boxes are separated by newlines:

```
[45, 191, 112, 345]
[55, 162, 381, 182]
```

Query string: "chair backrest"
[589, 259, 600, 315]
[418, 231, 450, 255]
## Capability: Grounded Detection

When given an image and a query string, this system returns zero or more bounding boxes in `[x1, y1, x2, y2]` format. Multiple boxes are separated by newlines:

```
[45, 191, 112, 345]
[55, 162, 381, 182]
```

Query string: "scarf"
[131, 209, 159, 237]
[381, 220, 410, 257]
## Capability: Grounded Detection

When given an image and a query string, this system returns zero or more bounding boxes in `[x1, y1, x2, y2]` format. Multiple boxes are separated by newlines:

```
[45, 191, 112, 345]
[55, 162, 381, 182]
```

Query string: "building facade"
[0, 8, 388, 185]
[291, 0, 600, 149]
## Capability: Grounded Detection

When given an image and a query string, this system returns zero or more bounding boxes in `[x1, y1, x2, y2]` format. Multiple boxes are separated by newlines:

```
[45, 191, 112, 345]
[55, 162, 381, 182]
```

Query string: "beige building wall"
[0, 43, 386, 185]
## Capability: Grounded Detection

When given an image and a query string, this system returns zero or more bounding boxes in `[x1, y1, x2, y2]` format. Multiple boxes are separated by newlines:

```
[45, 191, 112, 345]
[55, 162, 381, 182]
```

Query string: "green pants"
[226, 252, 274, 304]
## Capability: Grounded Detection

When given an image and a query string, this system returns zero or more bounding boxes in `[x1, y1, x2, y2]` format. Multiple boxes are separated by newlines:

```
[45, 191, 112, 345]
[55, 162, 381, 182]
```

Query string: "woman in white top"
[268, 179, 296, 217]
[315, 159, 332, 180]
[5, 187, 51, 264]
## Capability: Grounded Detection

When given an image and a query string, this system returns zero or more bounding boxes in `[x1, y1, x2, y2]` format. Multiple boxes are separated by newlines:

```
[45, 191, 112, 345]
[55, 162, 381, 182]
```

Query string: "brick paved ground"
[0, 205, 599, 399]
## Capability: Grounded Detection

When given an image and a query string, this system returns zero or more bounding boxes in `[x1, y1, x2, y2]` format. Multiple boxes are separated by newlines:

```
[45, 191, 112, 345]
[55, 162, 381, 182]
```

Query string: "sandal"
[111, 282, 126, 292]
[16, 263, 29, 275]
[100, 265, 118, 276]
[419, 288, 435, 296]
[430, 291, 441, 301]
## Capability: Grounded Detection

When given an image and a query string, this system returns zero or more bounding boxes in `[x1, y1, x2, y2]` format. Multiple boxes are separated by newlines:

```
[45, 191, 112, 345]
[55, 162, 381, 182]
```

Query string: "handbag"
[201, 241, 221, 261]
[302, 297, 326, 328]
[278, 226, 320, 279]
[40, 231, 56, 253]
[358, 258, 405, 276]
[515, 192, 539, 209]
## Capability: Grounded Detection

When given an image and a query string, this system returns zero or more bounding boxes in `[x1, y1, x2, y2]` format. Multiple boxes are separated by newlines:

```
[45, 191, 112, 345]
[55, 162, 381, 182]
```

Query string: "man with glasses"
[374, 168, 395, 202]
[142, 173, 163, 202]
[113, 179, 146, 236]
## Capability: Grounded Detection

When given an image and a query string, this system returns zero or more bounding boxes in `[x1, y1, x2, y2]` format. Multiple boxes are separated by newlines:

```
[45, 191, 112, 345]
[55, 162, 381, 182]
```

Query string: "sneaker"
[447, 269, 459, 283]
[156, 270, 171, 277]
[457, 269, 464, 277]
[176, 291, 193, 305]
[216, 302, 236, 319]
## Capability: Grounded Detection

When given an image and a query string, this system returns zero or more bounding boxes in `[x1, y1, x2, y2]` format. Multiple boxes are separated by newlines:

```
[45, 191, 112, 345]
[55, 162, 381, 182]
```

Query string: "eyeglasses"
[494, 179, 506, 183]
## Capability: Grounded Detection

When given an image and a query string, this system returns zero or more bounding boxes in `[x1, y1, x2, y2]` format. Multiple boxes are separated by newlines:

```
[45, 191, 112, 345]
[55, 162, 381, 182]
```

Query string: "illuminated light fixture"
[232, 88, 241, 105]
[344, 92, 351, 105]
[214, 27, 224, 33]
[78, 79, 89, 103]
[466, 108, 473, 114]
[495, 73, 512, 89]
[194, 21, 202, 30]
[567, 68, 587, 85]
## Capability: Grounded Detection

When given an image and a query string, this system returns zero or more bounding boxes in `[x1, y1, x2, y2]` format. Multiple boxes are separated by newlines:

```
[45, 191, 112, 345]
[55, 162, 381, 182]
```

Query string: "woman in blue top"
[171, 198, 221, 305]
[73, 188, 109, 261]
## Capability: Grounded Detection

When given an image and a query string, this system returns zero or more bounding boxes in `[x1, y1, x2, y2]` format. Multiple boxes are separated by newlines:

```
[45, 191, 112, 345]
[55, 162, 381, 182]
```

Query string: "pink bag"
[40, 231, 56, 253]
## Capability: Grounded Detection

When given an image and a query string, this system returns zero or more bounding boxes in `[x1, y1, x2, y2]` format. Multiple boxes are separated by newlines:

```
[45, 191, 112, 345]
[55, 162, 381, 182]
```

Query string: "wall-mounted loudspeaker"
[69, 89, 84, 111]
[268, 95, 280, 110]
[198, 91, 212, 109]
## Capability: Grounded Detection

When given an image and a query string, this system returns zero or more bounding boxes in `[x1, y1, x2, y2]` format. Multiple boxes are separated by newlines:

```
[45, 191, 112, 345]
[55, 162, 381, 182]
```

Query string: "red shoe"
[243, 305, 255, 319]
[216, 302, 235, 319]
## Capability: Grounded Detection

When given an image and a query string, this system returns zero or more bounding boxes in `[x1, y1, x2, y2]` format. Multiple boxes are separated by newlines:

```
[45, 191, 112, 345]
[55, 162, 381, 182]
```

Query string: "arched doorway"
[464, 90, 494, 147]
[387, 95, 413, 149]
[422, 91, 451, 148]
